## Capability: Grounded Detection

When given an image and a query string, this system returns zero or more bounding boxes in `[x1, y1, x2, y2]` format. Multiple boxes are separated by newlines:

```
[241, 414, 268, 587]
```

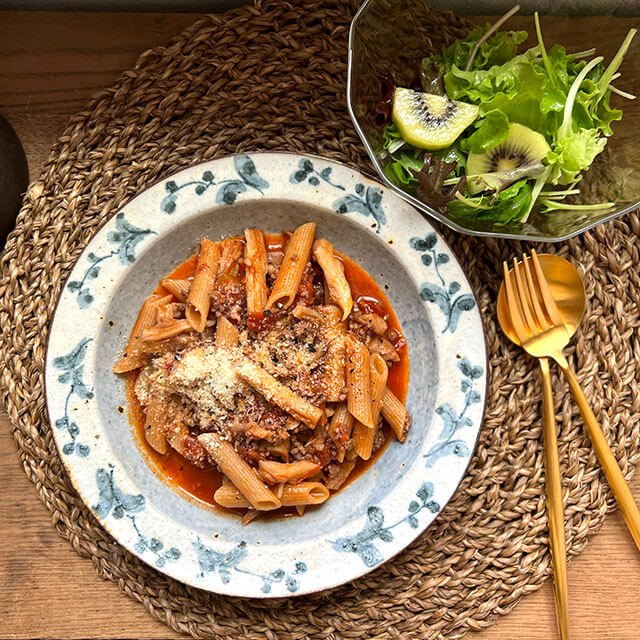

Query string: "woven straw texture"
[2, 1, 640, 638]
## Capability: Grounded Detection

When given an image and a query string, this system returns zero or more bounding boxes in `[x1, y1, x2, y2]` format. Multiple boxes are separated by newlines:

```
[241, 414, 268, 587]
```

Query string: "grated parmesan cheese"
[168, 345, 251, 421]
[134, 365, 152, 405]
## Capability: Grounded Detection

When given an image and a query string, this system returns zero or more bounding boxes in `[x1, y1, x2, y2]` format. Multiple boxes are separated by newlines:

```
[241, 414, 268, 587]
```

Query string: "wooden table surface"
[1, 10, 639, 640]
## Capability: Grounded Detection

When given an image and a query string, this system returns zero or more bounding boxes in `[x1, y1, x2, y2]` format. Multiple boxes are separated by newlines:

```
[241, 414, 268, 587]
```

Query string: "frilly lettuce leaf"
[546, 128, 607, 185]
[385, 145, 466, 187]
[447, 178, 533, 225]
[572, 72, 622, 136]
[460, 109, 509, 154]
[389, 151, 424, 185]
[383, 123, 404, 149]
[444, 51, 565, 141]
[442, 25, 527, 72]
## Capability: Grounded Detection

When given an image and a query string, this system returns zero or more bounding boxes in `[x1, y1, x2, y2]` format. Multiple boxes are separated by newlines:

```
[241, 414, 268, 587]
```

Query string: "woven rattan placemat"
[2, 1, 640, 638]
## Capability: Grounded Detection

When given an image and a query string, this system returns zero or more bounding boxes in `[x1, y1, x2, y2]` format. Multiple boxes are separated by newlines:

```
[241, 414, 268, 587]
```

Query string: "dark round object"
[0, 115, 29, 249]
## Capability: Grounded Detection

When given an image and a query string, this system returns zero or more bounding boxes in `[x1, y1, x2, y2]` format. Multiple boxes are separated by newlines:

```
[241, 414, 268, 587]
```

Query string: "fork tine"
[503, 261, 529, 342]
[522, 254, 551, 331]
[512, 257, 536, 333]
[531, 249, 564, 326]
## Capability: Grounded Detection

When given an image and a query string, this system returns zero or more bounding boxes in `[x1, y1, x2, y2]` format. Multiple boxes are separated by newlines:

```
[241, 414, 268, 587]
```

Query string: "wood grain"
[0, 12, 198, 178]
[1, 10, 640, 640]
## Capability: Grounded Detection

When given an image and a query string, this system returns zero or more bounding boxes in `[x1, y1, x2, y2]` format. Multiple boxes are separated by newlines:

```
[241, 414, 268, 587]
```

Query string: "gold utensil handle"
[559, 360, 640, 552]
[540, 358, 570, 640]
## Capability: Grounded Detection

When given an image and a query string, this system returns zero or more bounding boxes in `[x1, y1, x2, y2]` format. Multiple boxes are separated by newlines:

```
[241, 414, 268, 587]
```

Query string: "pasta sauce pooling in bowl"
[116, 224, 410, 524]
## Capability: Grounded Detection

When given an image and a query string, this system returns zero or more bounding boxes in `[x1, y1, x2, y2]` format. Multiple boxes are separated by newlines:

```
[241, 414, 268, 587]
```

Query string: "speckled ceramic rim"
[44, 152, 487, 598]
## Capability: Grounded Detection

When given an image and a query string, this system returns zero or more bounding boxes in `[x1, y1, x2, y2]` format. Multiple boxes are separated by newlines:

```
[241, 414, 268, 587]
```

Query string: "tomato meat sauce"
[126, 233, 409, 514]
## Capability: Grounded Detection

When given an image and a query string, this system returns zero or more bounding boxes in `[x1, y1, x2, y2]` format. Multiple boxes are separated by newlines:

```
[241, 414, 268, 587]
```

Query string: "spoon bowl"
[497, 253, 586, 346]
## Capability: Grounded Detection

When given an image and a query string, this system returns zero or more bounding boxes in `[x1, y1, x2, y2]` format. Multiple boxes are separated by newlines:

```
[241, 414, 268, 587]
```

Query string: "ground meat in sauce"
[266, 250, 284, 285]
[348, 311, 400, 364]
[211, 279, 246, 324]
[243, 314, 332, 405]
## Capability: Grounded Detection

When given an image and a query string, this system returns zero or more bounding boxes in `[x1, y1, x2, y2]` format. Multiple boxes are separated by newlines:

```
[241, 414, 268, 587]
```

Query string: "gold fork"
[510, 251, 640, 552]
[500, 253, 570, 640]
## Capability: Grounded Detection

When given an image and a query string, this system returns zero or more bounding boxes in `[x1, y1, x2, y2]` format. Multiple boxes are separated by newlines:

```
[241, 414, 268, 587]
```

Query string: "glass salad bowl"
[347, 0, 640, 241]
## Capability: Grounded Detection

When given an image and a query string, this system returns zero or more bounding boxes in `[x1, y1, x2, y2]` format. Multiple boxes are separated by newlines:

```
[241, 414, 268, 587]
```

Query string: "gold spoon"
[499, 253, 640, 553]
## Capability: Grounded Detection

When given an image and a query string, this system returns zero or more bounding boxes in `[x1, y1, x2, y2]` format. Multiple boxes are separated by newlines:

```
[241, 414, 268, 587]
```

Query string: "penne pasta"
[382, 386, 411, 442]
[318, 305, 346, 402]
[198, 433, 280, 511]
[186, 239, 220, 332]
[244, 229, 269, 315]
[117, 225, 412, 523]
[326, 459, 356, 491]
[328, 403, 354, 444]
[235, 356, 325, 428]
[113, 294, 172, 372]
[345, 335, 374, 429]
[214, 482, 329, 509]
[241, 510, 261, 526]
[258, 460, 322, 485]
[165, 421, 189, 456]
[370, 353, 388, 423]
[328, 403, 354, 462]
[141, 318, 191, 342]
[215, 315, 239, 348]
[353, 353, 388, 460]
[264, 438, 290, 460]
[161, 278, 191, 302]
[312, 239, 353, 320]
[143, 394, 168, 454]
[218, 238, 245, 277]
[265, 222, 316, 310]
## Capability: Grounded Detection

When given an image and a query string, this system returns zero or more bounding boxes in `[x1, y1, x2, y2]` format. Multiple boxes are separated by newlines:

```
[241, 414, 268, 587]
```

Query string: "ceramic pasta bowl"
[45, 152, 487, 597]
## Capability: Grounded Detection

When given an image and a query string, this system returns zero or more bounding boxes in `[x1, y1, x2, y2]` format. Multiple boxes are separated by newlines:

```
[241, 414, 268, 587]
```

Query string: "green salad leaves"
[382, 9, 636, 226]
[447, 179, 533, 225]
[442, 25, 528, 72]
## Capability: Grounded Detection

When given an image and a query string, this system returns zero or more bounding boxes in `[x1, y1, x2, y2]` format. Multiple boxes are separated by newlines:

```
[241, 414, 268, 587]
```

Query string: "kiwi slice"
[466, 123, 551, 194]
[392, 88, 479, 150]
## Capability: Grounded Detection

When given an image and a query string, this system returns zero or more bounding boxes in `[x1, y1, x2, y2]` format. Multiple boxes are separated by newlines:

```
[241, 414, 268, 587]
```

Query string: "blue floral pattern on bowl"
[94, 465, 181, 568]
[424, 358, 483, 468]
[52, 338, 94, 457]
[410, 233, 476, 333]
[330, 483, 440, 567]
[161, 154, 269, 213]
[289, 157, 345, 190]
[45, 152, 487, 597]
[193, 539, 307, 593]
[67, 213, 155, 308]
[333, 183, 386, 232]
